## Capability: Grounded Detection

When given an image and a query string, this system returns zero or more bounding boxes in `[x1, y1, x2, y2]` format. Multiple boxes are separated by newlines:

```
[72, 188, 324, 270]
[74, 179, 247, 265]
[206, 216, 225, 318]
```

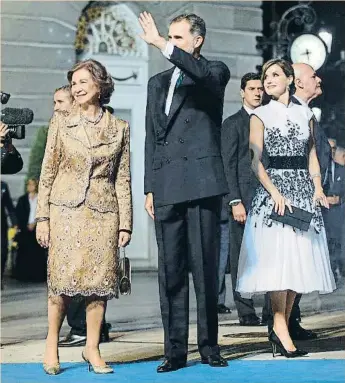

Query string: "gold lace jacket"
[36, 107, 132, 232]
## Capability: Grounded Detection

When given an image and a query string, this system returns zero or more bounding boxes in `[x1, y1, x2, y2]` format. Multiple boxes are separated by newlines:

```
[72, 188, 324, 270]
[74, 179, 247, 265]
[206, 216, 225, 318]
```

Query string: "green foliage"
[27, 126, 48, 182]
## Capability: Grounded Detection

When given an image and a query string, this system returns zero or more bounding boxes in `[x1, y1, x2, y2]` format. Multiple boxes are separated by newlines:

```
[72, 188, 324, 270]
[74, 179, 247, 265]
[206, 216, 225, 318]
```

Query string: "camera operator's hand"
[0, 122, 9, 147]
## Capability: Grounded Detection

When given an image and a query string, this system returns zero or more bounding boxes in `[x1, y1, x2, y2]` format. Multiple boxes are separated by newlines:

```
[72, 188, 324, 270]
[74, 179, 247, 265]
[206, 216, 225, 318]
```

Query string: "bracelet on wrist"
[311, 173, 321, 180]
[35, 217, 49, 223]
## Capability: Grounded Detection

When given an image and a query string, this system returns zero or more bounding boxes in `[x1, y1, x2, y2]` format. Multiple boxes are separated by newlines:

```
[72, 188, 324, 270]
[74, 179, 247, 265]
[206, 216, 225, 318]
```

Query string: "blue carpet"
[1, 360, 344, 383]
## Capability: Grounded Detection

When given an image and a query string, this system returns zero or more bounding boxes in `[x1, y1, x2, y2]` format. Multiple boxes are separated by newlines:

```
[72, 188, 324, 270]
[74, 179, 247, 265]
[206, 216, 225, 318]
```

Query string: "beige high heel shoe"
[43, 350, 61, 375]
[43, 362, 61, 375]
[81, 352, 113, 374]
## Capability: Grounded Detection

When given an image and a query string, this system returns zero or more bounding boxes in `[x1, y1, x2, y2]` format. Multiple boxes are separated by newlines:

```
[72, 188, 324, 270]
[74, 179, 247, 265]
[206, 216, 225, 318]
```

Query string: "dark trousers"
[229, 218, 258, 318]
[67, 297, 107, 336]
[154, 197, 221, 361]
[218, 221, 229, 305]
[266, 293, 302, 332]
[1, 231, 8, 279]
[67, 296, 87, 336]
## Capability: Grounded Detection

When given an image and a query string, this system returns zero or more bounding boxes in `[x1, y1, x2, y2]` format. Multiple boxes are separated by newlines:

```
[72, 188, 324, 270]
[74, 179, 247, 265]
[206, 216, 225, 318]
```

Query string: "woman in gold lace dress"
[36, 59, 132, 375]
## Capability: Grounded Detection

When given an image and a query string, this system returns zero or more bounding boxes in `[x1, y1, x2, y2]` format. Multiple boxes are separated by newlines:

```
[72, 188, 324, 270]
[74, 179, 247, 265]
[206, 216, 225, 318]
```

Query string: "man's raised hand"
[138, 12, 165, 49]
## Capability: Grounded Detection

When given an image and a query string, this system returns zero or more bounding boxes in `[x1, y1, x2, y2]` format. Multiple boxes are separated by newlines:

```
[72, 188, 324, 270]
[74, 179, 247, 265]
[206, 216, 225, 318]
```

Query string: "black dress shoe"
[58, 333, 86, 347]
[217, 304, 232, 314]
[201, 354, 228, 367]
[289, 323, 317, 341]
[157, 358, 186, 373]
[260, 316, 269, 326]
[239, 314, 261, 326]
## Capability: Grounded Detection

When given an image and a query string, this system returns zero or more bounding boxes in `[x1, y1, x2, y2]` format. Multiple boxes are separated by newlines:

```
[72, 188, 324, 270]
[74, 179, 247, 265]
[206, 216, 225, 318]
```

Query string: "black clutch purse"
[270, 206, 313, 232]
[118, 248, 131, 295]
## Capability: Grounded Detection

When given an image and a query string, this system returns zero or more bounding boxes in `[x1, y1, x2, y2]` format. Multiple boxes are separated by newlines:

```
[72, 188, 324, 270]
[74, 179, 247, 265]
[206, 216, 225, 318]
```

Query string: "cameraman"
[1, 122, 23, 174]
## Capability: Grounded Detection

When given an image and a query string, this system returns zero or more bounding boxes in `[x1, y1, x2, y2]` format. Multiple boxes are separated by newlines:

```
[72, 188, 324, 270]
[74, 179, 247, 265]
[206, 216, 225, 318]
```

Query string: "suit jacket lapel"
[66, 107, 91, 148]
[166, 85, 188, 127]
[239, 108, 250, 141]
[156, 69, 173, 130]
[166, 68, 194, 128]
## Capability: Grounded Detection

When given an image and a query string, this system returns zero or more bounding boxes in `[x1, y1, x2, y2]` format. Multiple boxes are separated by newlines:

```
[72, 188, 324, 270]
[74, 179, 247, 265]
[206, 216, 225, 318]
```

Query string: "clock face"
[290, 34, 327, 70]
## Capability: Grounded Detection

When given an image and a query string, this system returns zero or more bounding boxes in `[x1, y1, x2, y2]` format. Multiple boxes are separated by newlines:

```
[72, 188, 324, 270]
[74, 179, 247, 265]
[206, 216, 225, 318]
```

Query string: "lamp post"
[256, 2, 317, 59]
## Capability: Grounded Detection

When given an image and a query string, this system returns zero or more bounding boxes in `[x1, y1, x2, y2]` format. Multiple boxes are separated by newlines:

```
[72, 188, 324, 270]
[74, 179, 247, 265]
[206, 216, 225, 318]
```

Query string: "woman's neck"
[275, 91, 290, 106]
[80, 102, 101, 119]
[28, 192, 37, 199]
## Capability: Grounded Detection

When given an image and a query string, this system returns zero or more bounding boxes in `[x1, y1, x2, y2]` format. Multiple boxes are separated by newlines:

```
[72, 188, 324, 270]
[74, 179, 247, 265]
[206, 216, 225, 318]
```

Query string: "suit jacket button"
[185, 119, 189, 124]
[179, 138, 184, 143]
[164, 141, 169, 146]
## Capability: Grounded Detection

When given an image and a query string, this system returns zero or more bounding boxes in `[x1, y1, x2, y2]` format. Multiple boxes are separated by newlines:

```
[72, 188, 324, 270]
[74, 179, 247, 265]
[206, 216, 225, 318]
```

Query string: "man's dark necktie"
[175, 71, 184, 88]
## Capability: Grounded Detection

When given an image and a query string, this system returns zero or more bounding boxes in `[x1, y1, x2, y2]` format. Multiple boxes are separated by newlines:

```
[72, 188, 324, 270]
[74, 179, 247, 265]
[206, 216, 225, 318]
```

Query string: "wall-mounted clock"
[289, 33, 328, 70]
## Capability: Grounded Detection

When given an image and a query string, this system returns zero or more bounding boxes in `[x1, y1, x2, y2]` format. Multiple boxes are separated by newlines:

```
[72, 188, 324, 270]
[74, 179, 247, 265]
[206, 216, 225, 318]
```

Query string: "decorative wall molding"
[76, 3, 148, 60]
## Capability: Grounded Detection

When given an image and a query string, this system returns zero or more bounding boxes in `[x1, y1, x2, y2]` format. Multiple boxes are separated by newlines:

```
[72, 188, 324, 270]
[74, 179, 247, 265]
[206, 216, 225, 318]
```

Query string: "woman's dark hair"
[261, 58, 295, 96]
[67, 59, 114, 106]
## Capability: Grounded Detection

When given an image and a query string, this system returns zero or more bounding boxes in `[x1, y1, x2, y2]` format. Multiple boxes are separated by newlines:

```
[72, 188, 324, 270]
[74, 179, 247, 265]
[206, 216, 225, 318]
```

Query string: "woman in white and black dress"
[236, 59, 336, 357]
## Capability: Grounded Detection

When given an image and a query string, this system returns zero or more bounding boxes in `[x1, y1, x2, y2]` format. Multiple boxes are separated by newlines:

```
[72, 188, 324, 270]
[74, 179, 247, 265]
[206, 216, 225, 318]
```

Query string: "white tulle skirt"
[236, 211, 336, 299]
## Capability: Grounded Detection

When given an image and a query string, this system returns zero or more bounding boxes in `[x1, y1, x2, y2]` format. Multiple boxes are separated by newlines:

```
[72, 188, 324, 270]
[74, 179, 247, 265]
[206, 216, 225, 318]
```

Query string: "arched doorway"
[75, 3, 157, 269]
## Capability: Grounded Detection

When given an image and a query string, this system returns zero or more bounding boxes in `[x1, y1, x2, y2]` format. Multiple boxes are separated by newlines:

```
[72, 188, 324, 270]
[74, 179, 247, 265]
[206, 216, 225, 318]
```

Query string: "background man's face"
[241, 79, 263, 109]
[54, 90, 73, 113]
[300, 66, 322, 99]
[168, 20, 201, 54]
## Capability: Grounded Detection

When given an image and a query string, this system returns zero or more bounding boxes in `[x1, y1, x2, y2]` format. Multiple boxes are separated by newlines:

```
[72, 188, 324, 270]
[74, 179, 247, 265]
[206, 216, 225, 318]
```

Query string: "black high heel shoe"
[268, 330, 308, 358]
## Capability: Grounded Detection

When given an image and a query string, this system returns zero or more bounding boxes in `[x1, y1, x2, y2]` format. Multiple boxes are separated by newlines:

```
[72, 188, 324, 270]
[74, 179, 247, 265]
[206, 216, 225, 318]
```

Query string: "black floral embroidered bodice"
[249, 101, 323, 233]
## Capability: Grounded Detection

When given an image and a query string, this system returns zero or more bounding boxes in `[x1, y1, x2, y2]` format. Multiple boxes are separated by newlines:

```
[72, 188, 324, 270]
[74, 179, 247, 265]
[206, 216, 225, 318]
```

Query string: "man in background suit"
[323, 137, 345, 282]
[221, 73, 266, 326]
[140, 12, 230, 372]
[1, 181, 17, 285]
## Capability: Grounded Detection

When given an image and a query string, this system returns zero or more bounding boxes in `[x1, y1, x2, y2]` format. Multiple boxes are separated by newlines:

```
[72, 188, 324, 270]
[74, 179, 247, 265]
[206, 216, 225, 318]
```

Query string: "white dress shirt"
[28, 195, 38, 225]
[243, 104, 255, 116]
[162, 42, 180, 116]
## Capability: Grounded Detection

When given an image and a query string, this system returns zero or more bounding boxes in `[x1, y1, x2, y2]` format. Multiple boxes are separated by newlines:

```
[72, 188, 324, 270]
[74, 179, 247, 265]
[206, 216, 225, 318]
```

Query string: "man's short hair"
[55, 85, 72, 96]
[240, 73, 261, 90]
[170, 13, 206, 39]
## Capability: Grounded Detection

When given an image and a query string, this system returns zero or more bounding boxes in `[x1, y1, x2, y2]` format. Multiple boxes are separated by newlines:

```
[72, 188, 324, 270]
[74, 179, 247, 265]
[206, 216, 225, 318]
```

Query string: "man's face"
[53, 90, 73, 113]
[241, 79, 263, 109]
[168, 20, 202, 55]
[299, 65, 322, 99]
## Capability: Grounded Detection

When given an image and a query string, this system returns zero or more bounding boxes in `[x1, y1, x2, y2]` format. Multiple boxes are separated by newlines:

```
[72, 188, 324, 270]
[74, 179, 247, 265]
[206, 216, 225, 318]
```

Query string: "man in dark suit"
[1, 181, 18, 285]
[140, 12, 230, 372]
[323, 137, 345, 282]
[221, 73, 266, 326]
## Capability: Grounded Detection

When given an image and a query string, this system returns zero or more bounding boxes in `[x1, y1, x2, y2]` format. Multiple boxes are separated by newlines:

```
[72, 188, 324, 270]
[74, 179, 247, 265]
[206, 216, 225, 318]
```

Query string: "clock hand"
[301, 48, 312, 62]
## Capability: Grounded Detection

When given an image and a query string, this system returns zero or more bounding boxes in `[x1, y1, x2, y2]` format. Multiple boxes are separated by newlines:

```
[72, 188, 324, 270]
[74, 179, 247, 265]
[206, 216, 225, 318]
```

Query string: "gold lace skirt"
[48, 204, 119, 299]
